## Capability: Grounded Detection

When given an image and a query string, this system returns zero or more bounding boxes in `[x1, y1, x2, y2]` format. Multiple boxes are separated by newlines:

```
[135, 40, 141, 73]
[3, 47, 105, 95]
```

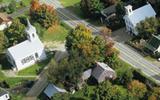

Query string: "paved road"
[42, 0, 160, 84]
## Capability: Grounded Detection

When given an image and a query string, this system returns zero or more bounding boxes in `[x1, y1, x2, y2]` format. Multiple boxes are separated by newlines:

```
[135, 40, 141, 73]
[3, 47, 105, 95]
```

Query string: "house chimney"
[125, 5, 133, 16]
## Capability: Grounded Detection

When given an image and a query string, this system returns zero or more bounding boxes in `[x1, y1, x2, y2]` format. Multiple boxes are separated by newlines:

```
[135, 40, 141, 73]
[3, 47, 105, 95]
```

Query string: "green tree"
[116, 67, 134, 85]
[95, 81, 113, 100]
[66, 24, 106, 68]
[47, 56, 85, 87]
[95, 81, 128, 100]
[66, 24, 118, 68]
[127, 80, 147, 99]
[148, 87, 160, 100]
[30, 2, 58, 28]
[111, 85, 128, 100]
[115, 1, 125, 23]
[8, 0, 17, 13]
[4, 18, 26, 46]
[136, 17, 159, 39]
[80, 0, 104, 18]
[0, 32, 6, 53]
[102, 0, 118, 7]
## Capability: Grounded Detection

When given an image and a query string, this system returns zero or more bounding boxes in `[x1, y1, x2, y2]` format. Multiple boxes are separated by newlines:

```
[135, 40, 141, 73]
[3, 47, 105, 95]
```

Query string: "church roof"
[7, 19, 44, 60]
[7, 38, 44, 60]
[124, 4, 156, 26]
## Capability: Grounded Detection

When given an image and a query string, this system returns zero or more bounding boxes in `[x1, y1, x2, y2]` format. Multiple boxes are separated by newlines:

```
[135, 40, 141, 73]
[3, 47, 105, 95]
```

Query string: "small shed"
[44, 84, 67, 99]
[92, 62, 116, 83]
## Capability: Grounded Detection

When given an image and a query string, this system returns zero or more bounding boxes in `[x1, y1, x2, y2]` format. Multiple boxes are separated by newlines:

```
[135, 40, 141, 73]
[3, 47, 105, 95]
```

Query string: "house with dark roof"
[81, 62, 116, 83]
[0, 88, 9, 100]
[145, 35, 160, 53]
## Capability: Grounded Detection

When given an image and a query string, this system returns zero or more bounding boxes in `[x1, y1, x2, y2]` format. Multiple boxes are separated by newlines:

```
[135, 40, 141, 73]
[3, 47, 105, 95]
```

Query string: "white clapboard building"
[6, 19, 47, 71]
[123, 3, 156, 35]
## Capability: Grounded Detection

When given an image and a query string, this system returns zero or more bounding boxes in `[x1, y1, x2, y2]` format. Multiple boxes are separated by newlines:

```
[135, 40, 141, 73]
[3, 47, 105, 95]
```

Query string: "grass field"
[18, 58, 51, 76]
[60, 0, 103, 26]
[34, 22, 71, 42]
[43, 25, 69, 42]
[1, 0, 31, 5]
[0, 70, 35, 88]
[60, 0, 84, 18]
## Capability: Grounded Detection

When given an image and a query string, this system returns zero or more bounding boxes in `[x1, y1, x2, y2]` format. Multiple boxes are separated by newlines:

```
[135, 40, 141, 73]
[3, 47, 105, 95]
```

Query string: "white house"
[6, 19, 47, 71]
[0, 13, 12, 31]
[123, 3, 156, 35]
[0, 88, 10, 100]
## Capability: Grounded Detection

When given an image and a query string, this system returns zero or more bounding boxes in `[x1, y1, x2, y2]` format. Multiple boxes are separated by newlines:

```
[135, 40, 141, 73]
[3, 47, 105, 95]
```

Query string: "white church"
[6, 19, 47, 71]
[123, 3, 156, 35]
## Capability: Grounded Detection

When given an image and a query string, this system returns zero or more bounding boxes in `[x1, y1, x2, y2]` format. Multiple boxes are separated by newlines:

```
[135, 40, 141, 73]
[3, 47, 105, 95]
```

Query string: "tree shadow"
[0, 54, 12, 70]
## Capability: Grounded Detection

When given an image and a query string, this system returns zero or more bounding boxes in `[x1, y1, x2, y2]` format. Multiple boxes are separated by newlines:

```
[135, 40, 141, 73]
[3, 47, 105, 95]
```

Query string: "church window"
[32, 34, 35, 38]
[35, 53, 39, 58]
[21, 55, 34, 65]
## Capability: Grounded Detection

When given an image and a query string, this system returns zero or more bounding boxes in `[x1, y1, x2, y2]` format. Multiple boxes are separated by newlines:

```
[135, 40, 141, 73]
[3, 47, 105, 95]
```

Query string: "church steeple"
[25, 18, 38, 42]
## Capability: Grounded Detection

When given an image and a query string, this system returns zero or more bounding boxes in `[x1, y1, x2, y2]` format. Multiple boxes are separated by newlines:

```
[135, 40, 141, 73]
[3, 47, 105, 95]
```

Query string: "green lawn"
[34, 22, 71, 42]
[0, 70, 35, 88]
[60, 0, 84, 18]
[1, 0, 31, 5]
[60, 0, 103, 26]
[18, 58, 51, 76]
[43, 25, 69, 42]
[71, 85, 95, 99]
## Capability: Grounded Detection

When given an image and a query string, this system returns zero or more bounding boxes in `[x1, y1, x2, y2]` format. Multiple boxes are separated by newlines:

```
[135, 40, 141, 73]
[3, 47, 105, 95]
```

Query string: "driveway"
[111, 28, 132, 42]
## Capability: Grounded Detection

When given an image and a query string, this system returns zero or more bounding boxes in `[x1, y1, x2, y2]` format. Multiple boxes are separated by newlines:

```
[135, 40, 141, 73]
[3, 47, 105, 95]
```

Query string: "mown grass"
[18, 58, 51, 76]
[60, 0, 84, 18]
[0, 70, 35, 88]
[34, 22, 71, 42]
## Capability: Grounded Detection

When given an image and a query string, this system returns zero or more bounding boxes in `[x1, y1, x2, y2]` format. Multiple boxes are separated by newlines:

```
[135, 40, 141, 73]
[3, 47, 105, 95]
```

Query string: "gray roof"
[101, 4, 116, 16]
[124, 3, 156, 26]
[92, 62, 116, 83]
[82, 69, 92, 80]
[44, 84, 67, 98]
[146, 35, 160, 52]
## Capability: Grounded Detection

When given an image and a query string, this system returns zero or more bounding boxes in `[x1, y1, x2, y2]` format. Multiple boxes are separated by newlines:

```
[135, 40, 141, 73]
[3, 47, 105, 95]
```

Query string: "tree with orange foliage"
[127, 80, 147, 99]
[148, 87, 160, 100]
[100, 26, 112, 38]
[30, 0, 40, 12]
[30, 0, 58, 28]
